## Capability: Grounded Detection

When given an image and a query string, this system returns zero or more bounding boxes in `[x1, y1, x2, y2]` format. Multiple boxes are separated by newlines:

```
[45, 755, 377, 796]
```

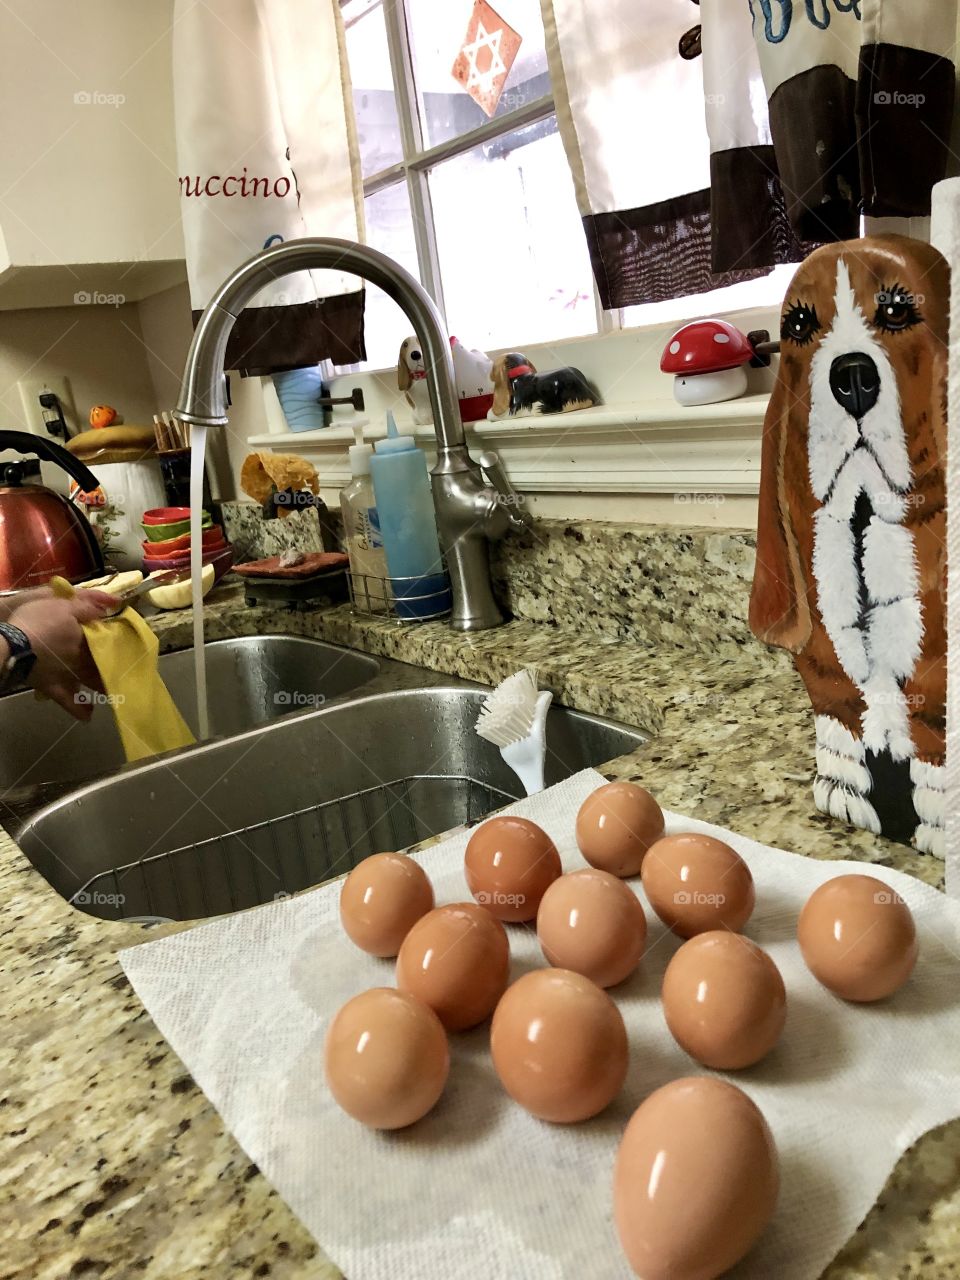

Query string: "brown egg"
[490, 968, 628, 1123]
[662, 931, 786, 1069]
[464, 816, 562, 922]
[537, 869, 647, 988]
[614, 1077, 779, 1279]
[339, 853, 434, 957]
[324, 987, 449, 1129]
[641, 833, 755, 937]
[575, 781, 664, 877]
[798, 874, 918, 1002]
[396, 902, 510, 1030]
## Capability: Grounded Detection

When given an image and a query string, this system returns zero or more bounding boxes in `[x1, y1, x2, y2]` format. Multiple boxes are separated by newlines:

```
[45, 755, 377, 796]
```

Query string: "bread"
[68, 425, 156, 459]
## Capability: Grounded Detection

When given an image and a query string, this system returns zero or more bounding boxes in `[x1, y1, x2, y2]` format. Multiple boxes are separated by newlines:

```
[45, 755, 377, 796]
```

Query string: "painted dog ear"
[749, 366, 813, 653]
[491, 356, 511, 417]
[397, 341, 412, 391]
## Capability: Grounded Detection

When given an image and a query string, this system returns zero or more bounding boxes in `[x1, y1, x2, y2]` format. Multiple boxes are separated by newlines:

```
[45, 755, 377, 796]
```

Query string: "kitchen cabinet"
[0, 0, 185, 308]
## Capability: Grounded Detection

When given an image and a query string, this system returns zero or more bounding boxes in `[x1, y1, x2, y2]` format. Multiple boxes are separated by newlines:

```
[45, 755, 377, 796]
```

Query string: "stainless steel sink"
[0, 635, 380, 800]
[16, 669, 646, 923]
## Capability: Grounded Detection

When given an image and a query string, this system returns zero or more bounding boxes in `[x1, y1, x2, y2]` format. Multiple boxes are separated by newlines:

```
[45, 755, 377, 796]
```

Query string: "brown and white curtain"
[173, 0, 366, 373]
[542, 0, 958, 310]
[752, 0, 957, 238]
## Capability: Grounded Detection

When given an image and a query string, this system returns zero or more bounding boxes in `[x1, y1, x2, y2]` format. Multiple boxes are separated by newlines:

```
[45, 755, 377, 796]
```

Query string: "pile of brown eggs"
[325, 781, 919, 1280]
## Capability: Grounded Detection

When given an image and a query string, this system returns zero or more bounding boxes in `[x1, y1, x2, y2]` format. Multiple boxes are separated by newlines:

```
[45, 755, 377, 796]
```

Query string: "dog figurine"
[398, 334, 496, 424]
[488, 352, 599, 419]
[397, 336, 432, 425]
[749, 234, 947, 855]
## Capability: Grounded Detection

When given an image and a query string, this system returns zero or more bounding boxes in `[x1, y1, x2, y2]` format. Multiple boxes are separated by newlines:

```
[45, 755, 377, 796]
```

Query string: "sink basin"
[17, 676, 646, 922]
[0, 636, 379, 799]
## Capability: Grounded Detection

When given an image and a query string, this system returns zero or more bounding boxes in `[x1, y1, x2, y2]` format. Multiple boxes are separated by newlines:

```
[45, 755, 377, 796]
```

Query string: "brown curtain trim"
[710, 145, 819, 274]
[583, 190, 780, 312]
[191, 289, 367, 377]
[856, 42, 955, 218]
[767, 64, 861, 244]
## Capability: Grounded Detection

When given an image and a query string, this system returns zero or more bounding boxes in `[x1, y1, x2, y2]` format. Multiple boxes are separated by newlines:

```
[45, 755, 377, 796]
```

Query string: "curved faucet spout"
[174, 236, 523, 631]
[174, 237, 465, 453]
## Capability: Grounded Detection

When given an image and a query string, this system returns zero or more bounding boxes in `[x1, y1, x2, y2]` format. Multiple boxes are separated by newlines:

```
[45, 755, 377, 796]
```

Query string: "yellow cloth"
[50, 576, 195, 762]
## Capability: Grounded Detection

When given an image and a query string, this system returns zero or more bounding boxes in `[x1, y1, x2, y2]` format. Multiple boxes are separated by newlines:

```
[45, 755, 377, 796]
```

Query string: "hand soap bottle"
[370, 412, 452, 620]
[340, 425, 390, 613]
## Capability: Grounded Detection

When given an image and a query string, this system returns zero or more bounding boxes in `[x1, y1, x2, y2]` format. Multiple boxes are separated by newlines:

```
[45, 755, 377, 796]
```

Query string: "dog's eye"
[873, 285, 921, 333]
[781, 302, 820, 346]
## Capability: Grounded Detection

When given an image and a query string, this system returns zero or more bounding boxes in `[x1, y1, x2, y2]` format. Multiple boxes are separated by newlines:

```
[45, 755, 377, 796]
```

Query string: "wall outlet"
[16, 375, 78, 439]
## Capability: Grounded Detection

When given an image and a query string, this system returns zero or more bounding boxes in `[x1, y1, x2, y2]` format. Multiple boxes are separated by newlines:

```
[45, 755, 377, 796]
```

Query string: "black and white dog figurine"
[488, 352, 599, 419]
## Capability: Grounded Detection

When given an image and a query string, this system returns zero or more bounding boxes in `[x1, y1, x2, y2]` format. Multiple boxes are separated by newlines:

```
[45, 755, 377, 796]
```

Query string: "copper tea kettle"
[0, 430, 105, 593]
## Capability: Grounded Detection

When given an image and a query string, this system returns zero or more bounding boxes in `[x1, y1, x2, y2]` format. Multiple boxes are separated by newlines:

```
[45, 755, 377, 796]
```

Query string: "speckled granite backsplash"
[492, 521, 757, 652]
[221, 503, 758, 654]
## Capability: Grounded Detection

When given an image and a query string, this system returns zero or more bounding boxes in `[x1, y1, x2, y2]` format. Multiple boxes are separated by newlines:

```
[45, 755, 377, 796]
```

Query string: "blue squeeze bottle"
[369, 411, 451, 619]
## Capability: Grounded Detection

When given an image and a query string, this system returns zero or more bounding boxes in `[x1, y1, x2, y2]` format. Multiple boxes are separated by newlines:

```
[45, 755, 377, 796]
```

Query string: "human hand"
[7, 590, 116, 720]
[0, 585, 54, 623]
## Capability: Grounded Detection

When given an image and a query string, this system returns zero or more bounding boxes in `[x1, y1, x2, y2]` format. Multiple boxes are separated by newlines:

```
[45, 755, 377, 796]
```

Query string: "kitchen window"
[341, 0, 790, 374]
[342, 0, 599, 370]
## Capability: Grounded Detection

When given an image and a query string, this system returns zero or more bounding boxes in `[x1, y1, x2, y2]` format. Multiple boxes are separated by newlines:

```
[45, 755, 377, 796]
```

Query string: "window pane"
[344, 0, 403, 178]
[357, 181, 421, 370]
[407, 0, 549, 148]
[429, 119, 597, 350]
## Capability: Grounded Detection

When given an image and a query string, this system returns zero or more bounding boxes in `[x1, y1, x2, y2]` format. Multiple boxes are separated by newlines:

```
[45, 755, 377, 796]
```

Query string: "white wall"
[0, 300, 164, 495]
[0, 283, 269, 505]
[0, 303, 160, 435]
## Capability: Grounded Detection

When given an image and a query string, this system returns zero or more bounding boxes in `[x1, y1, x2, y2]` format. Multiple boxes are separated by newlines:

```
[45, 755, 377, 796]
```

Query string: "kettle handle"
[0, 430, 100, 493]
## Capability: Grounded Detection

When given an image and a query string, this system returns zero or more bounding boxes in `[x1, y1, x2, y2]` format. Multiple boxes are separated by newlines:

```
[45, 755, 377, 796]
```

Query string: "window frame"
[343, 0, 605, 338]
[341, 0, 790, 373]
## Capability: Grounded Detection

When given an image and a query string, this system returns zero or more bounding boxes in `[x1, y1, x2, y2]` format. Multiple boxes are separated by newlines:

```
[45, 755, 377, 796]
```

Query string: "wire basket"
[347, 569, 452, 623]
[70, 774, 517, 923]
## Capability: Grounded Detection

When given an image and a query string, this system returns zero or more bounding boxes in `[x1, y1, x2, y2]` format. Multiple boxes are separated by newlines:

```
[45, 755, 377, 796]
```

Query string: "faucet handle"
[478, 450, 534, 532]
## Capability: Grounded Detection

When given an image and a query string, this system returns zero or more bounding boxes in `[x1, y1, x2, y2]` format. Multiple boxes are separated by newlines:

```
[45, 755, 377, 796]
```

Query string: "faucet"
[174, 238, 532, 631]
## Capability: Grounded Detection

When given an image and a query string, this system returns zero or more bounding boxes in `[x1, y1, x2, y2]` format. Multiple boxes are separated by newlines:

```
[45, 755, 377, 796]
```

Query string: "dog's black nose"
[411, 349, 421, 362]
[829, 352, 880, 420]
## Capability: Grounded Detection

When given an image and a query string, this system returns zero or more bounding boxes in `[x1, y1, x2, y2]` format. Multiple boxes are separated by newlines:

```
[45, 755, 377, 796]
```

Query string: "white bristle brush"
[475, 667, 553, 796]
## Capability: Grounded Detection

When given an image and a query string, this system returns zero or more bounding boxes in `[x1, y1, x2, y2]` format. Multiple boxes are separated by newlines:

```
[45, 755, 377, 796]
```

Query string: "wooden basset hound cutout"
[750, 235, 947, 855]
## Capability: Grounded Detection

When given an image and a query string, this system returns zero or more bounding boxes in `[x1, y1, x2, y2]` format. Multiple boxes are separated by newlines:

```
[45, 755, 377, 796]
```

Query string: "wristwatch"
[0, 621, 37, 693]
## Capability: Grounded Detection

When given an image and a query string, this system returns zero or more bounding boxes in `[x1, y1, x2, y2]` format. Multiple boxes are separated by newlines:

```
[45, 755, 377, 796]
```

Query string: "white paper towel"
[120, 770, 960, 1280]
[931, 176, 960, 897]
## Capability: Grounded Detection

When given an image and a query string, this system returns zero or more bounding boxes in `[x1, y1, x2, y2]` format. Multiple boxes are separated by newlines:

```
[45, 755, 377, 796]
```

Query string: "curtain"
[542, 0, 806, 308]
[542, 0, 958, 310]
[752, 0, 957, 240]
[173, 0, 366, 374]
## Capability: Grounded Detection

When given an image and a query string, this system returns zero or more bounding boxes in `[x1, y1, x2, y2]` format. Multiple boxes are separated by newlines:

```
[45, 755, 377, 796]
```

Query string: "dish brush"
[475, 667, 553, 796]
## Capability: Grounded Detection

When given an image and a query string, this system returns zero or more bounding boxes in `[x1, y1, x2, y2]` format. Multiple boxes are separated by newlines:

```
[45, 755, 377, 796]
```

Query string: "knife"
[103, 567, 195, 616]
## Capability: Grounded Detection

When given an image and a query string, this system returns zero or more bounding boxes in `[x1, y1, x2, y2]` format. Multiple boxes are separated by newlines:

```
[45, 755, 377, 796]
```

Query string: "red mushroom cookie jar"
[660, 319, 754, 406]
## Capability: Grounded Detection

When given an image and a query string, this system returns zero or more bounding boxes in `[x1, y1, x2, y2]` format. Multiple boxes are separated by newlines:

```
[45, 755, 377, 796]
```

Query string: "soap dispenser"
[369, 412, 452, 620]
[340, 424, 390, 613]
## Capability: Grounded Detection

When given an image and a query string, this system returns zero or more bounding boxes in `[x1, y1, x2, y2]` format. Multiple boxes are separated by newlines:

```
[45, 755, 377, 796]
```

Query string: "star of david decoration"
[451, 0, 522, 118]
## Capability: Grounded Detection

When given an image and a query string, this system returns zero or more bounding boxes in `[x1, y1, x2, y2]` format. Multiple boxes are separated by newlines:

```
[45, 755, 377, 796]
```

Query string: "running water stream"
[189, 425, 209, 739]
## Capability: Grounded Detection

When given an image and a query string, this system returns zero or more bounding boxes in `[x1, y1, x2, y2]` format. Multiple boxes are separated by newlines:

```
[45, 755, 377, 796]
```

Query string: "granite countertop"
[1, 582, 956, 1279]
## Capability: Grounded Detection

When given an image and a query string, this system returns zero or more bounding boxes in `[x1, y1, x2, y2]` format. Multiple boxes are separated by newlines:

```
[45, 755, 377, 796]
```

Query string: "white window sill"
[246, 392, 769, 496]
[242, 302, 779, 508]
